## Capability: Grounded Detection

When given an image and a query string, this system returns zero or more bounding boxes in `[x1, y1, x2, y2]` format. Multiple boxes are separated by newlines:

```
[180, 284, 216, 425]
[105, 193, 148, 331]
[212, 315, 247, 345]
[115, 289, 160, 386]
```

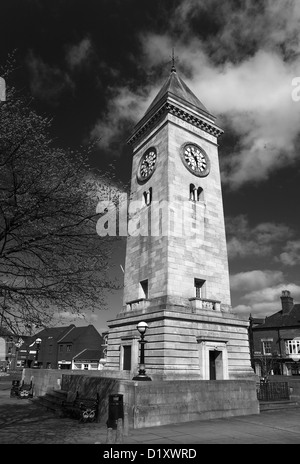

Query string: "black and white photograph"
[0, 0, 300, 449]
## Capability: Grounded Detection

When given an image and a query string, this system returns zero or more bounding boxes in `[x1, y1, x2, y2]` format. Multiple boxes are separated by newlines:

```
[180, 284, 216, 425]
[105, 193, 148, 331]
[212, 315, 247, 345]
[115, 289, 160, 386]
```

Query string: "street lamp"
[132, 321, 152, 381]
[35, 338, 42, 368]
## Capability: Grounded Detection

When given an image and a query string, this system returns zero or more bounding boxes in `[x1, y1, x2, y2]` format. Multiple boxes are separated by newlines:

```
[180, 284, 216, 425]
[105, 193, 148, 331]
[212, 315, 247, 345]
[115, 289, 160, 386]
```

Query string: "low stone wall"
[23, 369, 260, 429]
[23, 368, 63, 396]
[60, 376, 259, 428]
[61, 374, 134, 425]
[132, 379, 259, 428]
[22, 368, 131, 397]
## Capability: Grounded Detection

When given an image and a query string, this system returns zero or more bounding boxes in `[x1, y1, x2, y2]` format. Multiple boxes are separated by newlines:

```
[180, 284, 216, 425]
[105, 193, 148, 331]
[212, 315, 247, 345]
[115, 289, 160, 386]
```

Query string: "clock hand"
[192, 154, 198, 164]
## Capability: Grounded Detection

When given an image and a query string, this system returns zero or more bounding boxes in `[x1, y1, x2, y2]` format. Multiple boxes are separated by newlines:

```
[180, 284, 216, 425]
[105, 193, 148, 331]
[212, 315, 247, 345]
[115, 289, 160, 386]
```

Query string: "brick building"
[249, 290, 300, 377]
[18, 324, 105, 370]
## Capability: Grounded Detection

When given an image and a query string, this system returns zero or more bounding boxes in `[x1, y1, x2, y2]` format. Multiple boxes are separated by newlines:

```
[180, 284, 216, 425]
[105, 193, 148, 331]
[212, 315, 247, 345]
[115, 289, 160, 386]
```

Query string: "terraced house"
[249, 291, 300, 377]
[18, 324, 106, 370]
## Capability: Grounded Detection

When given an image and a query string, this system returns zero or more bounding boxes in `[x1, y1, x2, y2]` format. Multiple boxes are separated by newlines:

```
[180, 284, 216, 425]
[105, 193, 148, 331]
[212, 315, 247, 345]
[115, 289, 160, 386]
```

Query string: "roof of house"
[73, 349, 103, 362]
[250, 316, 265, 324]
[30, 325, 75, 344]
[253, 304, 300, 329]
[57, 325, 101, 343]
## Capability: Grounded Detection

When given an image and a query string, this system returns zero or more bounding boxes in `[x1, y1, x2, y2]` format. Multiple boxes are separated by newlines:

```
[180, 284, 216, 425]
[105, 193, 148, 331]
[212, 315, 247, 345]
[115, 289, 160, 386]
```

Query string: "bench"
[61, 391, 100, 423]
[10, 380, 34, 399]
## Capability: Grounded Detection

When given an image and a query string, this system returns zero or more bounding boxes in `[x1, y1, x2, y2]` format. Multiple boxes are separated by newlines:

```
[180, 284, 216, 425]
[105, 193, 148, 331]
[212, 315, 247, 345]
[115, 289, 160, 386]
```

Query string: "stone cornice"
[127, 101, 224, 145]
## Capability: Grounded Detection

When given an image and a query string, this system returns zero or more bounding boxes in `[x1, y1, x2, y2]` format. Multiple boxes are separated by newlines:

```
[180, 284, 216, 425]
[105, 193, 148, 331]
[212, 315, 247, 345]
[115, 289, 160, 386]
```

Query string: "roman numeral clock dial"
[137, 147, 157, 182]
[181, 143, 210, 177]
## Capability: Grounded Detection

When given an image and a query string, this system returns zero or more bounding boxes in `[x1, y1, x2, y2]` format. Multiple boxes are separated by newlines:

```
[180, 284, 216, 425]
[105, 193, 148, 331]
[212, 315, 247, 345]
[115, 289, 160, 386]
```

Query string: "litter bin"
[10, 380, 21, 397]
[107, 394, 124, 429]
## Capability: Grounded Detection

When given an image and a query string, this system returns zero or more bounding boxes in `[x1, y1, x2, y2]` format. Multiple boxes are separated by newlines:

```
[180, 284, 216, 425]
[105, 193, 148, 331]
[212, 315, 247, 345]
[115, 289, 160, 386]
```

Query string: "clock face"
[137, 147, 157, 182]
[181, 143, 210, 177]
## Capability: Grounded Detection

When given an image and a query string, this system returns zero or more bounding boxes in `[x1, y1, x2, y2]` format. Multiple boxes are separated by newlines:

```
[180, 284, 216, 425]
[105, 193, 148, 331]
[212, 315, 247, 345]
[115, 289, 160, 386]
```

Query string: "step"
[31, 396, 62, 413]
[31, 391, 68, 411]
[52, 389, 68, 397]
[259, 400, 300, 412]
[44, 391, 67, 403]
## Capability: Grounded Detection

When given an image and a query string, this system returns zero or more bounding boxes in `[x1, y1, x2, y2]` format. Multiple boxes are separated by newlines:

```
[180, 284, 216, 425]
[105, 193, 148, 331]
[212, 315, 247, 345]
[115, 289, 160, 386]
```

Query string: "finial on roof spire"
[171, 47, 176, 73]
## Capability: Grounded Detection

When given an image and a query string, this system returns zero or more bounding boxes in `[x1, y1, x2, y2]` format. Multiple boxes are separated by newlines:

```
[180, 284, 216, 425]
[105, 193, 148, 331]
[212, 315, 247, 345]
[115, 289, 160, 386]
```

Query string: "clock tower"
[105, 65, 254, 381]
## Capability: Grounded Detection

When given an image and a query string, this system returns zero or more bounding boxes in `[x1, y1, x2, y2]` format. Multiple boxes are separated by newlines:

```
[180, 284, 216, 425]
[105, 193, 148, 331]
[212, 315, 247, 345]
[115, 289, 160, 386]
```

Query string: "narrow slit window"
[143, 187, 152, 206]
[190, 184, 196, 201]
[197, 187, 204, 202]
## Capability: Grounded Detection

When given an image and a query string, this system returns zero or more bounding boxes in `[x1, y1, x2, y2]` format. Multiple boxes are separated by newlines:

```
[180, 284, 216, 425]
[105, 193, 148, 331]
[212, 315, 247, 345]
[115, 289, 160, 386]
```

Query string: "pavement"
[1, 377, 300, 447]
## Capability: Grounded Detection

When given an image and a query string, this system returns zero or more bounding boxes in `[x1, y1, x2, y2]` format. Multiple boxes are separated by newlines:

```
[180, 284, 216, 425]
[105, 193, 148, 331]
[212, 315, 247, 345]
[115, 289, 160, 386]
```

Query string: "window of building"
[83, 364, 89, 370]
[123, 345, 132, 370]
[140, 279, 149, 299]
[197, 187, 204, 202]
[190, 184, 204, 202]
[194, 279, 206, 299]
[66, 345, 71, 352]
[285, 339, 300, 356]
[59, 344, 63, 352]
[262, 340, 272, 355]
[190, 184, 196, 201]
[143, 187, 152, 206]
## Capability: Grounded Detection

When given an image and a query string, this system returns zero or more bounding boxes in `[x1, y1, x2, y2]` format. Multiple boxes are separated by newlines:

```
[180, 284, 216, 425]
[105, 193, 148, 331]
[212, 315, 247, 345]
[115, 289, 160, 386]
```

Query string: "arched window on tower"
[143, 187, 152, 206]
[189, 184, 196, 201]
[197, 187, 204, 202]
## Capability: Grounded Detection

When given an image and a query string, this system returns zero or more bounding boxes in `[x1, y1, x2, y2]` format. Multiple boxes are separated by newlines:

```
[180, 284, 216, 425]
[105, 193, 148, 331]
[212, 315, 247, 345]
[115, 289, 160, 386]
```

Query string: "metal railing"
[256, 381, 290, 402]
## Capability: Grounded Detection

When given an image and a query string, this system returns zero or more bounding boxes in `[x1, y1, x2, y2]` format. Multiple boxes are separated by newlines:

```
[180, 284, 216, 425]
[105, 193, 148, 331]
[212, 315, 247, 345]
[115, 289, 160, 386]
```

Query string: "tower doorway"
[198, 341, 228, 380]
[209, 350, 223, 380]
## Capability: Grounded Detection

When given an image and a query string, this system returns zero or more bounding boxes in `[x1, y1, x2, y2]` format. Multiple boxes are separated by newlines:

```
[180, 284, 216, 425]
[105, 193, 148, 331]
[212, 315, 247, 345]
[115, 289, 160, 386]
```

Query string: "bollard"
[123, 410, 129, 436]
[116, 418, 123, 443]
[106, 427, 114, 444]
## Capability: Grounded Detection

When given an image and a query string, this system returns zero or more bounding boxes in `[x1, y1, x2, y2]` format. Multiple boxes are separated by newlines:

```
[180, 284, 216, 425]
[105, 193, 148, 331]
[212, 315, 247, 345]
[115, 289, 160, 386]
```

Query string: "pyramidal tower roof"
[127, 65, 223, 145]
[144, 67, 211, 118]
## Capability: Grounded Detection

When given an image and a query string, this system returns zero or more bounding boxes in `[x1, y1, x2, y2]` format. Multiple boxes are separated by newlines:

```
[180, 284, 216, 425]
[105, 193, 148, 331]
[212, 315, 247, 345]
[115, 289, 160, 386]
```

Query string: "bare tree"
[254, 355, 276, 381]
[0, 63, 124, 334]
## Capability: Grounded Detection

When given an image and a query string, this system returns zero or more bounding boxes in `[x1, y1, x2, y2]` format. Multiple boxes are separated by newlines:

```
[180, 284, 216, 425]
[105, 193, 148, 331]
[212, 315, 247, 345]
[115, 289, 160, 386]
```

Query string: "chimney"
[280, 290, 294, 314]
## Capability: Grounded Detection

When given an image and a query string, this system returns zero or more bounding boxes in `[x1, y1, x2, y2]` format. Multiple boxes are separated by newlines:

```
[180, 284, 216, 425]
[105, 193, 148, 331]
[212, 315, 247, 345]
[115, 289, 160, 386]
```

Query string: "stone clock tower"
[105, 65, 255, 381]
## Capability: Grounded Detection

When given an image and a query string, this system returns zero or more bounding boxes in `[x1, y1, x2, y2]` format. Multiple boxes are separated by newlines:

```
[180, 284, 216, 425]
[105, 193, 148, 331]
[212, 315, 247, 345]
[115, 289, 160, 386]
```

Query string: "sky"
[1, 0, 300, 333]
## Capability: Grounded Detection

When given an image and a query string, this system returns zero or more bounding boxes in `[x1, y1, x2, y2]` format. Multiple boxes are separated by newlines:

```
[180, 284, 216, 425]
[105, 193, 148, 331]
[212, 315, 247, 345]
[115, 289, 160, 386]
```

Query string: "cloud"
[90, 85, 158, 151]
[26, 50, 73, 104]
[230, 270, 284, 293]
[226, 215, 293, 259]
[277, 240, 300, 266]
[53, 310, 98, 325]
[53, 311, 85, 322]
[66, 37, 93, 69]
[232, 281, 300, 318]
